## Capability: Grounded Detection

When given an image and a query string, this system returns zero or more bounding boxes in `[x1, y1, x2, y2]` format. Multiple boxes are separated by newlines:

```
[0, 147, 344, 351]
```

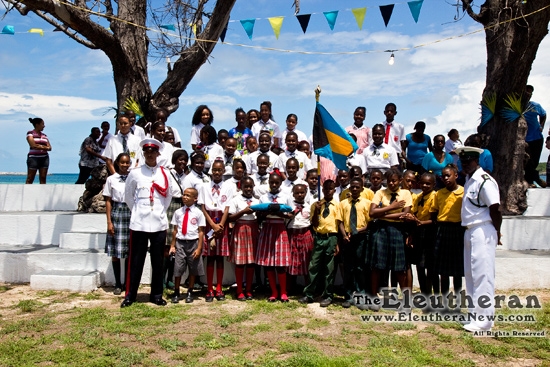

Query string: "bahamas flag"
[313, 102, 358, 171]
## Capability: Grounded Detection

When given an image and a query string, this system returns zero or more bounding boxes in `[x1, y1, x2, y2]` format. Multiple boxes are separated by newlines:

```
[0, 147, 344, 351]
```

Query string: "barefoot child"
[228, 177, 259, 300]
[169, 188, 205, 303]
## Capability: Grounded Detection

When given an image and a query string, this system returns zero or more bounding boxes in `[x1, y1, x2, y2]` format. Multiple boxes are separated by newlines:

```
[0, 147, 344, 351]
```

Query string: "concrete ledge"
[59, 232, 106, 250]
[501, 217, 550, 251]
[495, 249, 550, 289]
[0, 184, 85, 212]
[30, 270, 102, 292]
[524, 188, 550, 216]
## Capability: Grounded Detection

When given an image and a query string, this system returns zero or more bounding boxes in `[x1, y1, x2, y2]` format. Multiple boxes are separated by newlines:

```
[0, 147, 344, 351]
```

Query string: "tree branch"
[34, 9, 98, 48]
[461, 0, 491, 25]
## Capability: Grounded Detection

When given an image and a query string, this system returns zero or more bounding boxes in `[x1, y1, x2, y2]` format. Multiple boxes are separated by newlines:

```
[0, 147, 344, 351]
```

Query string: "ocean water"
[0, 173, 79, 184]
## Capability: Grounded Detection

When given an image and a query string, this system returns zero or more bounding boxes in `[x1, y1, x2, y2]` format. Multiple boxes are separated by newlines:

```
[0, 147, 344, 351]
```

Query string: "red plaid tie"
[212, 184, 220, 196]
[181, 208, 190, 235]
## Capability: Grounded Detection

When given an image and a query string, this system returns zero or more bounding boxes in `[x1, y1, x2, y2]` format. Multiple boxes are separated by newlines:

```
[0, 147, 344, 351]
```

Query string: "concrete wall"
[0, 184, 85, 212]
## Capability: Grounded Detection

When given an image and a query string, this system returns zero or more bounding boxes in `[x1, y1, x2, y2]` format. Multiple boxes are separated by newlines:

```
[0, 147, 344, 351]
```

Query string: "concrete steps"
[30, 270, 102, 293]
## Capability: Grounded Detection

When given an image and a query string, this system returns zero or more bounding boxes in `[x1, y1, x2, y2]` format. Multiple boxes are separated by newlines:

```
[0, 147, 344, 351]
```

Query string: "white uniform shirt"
[307, 187, 324, 205]
[229, 195, 259, 221]
[252, 172, 270, 198]
[201, 142, 224, 172]
[137, 141, 174, 169]
[280, 178, 307, 196]
[97, 132, 114, 163]
[104, 133, 141, 169]
[221, 177, 241, 201]
[168, 169, 187, 198]
[102, 173, 127, 203]
[190, 123, 205, 147]
[131, 125, 147, 141]
[172, 205, 205, 240]
[259, 191, 291, 219]
[287, 200, 311, 229]
[251, 119, 282, 143]
[371, 121, 405, 154]
[461, 167, 500, 227]
[347, 152, 367, 173]
[182, 169, 210, 191]
[198, 180, 230, 211]
[168, 126, 181, 145]
[209, 151, 242, 178]
[363, 143, 399, 169]
[281, 128, 308, 149]
[247, 150, 278, 175]
[125, 164, 175, 232]
[274, 150, 313, 179]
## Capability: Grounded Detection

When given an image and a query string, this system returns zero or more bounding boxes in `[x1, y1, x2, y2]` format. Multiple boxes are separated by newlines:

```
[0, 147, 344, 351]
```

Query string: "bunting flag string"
[240, 18, 256, 40]
[323, 11, 338, 31]
[267, 16, 284, 39]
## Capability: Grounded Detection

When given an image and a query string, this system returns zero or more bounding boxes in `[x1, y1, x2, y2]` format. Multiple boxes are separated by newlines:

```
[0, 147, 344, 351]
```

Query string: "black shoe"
[185, 292, 194, 303]
[298, 296, 314, 304]
[342, 300, 352, 309]
[150, 297, 167, 306]
[171, 293, 180, 304]
[120, 299, 133, 308]
[113, 287, 122, 295]
[205, 291, 214, 302]
[319, 298, 332, 307]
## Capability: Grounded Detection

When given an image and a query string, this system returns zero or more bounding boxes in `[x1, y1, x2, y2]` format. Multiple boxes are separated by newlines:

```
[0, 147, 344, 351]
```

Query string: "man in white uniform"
[121, 138, 176, 307]
[458, 146, 502, 332]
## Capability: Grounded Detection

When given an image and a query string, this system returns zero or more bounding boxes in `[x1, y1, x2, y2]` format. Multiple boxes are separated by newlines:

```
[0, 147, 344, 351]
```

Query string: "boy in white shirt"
[274, 132, 313, 180]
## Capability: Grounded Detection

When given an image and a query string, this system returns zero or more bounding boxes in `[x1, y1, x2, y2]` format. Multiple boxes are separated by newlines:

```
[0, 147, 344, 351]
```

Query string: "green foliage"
[13, 299, 44, 313]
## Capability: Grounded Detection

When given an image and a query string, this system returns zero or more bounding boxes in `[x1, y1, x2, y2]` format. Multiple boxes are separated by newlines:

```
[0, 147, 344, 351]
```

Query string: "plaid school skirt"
[255, 218, 290, 267]
[166, 197, 182, 246]
[288, 227, 314, 276]
[433, 222, 465, 277]
[230, 220, 259, 265]
[369, 220, 407, 272]
[105, 201, 130, 258]
[203, 209, 230, 256]
[410, 224, 437, 268]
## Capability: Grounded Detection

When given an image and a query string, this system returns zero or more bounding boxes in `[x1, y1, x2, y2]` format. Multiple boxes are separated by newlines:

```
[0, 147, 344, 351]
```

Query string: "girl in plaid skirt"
[256, 171, 292, 302]
[430, 164, 464, 297]
[287, 184, 313, 282]
[103, 153, 131, 295]
[199, 160, 230, 302]
[228, 177, 259, 301]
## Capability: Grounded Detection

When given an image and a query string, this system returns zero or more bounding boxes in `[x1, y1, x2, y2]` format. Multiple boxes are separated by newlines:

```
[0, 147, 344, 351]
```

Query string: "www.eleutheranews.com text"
[361, 313, 536, 323]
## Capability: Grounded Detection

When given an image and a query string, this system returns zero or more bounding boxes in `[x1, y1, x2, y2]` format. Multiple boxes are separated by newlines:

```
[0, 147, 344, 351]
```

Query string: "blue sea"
[0, 173, 79, 184]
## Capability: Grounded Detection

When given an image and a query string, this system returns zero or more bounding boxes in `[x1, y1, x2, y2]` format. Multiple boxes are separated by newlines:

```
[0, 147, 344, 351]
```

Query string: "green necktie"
[350, 199, 358, 235]
[322, 201, 330, 218]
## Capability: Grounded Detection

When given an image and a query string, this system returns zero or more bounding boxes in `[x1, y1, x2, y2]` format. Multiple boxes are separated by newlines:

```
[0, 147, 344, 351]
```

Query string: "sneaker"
[113, 287, 122, 295]
[237, 293, 246, 301]
[298, 296, 314, 304]
[205, 291, 214, 303]
[171, 293, 180, 304]
[185, 292, 194, 303]
[215, 290, 226, 301]
[319, 298, 332, 307]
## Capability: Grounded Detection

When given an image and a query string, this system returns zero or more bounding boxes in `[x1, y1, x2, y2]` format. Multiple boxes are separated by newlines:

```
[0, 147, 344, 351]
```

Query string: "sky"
[0, 0, 549, 173]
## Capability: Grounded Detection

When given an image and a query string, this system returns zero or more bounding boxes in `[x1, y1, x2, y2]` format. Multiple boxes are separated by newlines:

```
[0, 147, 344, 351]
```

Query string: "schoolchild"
[339, 166, 374, 202]
[256, 172, 292, 302]
[222, 159, 247, 200]
[181, 151, 211, 191]
[369, 169, 413, 309]
[299, 179, 339, 307]
[346, 133, 368, 173]
[338, 177, 372, 308]
[247, 132, 279, 175]
[138, 120, 174, 169]
[228, 107, 253, 155]
[305, 169, 323, 204]
[401, 172, 438, 295]
[368, 169, 385, 193]
[104, 115, 141, 175]
[287, 184, 314, 288]
[190, 105, 214, 151]
[280, 158, 307, 197]
[334, 169, 350, 202]
[164, 149, 189, 289]
[274, 131, 313, 180]
[252, 154, 271, 198]
[363, 124, 400, 176]
[169, 188, 206, 303]
[217, 129, 229, 149]
[430, 164, 464, 297]
[241, 136, 258, 169]
[251, 101, 282, 150]
[218, 137, 242, 181]
[103, 152, 131, 295]
[228, 177, 260, 301]
[198, 125, 224, 174]
[281, 113, 308, 150]
[199, 160, 230, 302]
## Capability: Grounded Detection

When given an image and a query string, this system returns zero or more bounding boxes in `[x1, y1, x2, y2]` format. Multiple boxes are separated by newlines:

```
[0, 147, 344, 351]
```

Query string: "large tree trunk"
[463, 0, 550, 214]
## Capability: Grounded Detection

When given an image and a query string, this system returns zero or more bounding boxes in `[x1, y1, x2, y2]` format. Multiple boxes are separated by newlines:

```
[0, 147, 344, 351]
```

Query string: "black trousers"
[125, 230, 166, 302]
[75, 165, 94, 184]
[525, 138, 543, 184]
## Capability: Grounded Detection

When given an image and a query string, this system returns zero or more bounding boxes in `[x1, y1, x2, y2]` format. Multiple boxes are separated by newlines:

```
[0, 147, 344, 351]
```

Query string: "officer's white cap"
[456, 146, 483, 159]
[140, 138, 162, 151]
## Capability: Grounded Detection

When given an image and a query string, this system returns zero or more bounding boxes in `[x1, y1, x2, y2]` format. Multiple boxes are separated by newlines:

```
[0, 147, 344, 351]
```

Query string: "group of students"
[100, 102, 500, 329]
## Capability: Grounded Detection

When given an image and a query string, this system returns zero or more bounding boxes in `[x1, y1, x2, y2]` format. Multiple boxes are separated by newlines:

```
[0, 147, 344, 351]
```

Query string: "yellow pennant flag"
[191, 23, 197, 36]
[28, 28, 44, 36]
[351, 8, 367, 30]
[268, 16, 284, 39]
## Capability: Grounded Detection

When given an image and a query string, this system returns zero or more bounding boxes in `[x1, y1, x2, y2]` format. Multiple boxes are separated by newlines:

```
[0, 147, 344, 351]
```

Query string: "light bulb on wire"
[388, 53, 395, 65]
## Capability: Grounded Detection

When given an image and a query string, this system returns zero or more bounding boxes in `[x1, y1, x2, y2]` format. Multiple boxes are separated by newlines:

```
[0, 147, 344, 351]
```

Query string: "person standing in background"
[523, 85, 547, 188]
[76, 127, 106, 184]
[26, 117, 52, 184]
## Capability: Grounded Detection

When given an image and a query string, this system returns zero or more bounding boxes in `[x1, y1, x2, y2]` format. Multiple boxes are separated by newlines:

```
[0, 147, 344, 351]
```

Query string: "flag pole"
[315, 85, 322, 198]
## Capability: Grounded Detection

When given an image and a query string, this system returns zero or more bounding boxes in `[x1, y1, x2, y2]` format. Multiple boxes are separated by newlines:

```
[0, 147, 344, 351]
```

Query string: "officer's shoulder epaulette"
[481, 174, 490, 180]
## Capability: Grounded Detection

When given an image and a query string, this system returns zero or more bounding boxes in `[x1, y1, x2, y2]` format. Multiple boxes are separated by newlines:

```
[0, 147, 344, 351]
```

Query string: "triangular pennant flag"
[351, 8, 367, 30]
[379, 5, 394, 27]
[28, 28, 44, 36]
[268, 16, 284, 39]
[296, 14, 311, 34]
[408, 0, 424, 23]
[313, 102, 358, 171]
[220, 22, 228, 42]
[191, 23, 197, 36]
[240, 18, 256, 40]
[53, 26, 63, 32]
[160, 24, 176, 31]
[1, 25, 15, 35]
[323, 11, 338, 31]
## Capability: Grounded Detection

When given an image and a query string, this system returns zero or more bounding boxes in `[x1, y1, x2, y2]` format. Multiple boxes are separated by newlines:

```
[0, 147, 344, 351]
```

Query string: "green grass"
[13, 299, 44, 313]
